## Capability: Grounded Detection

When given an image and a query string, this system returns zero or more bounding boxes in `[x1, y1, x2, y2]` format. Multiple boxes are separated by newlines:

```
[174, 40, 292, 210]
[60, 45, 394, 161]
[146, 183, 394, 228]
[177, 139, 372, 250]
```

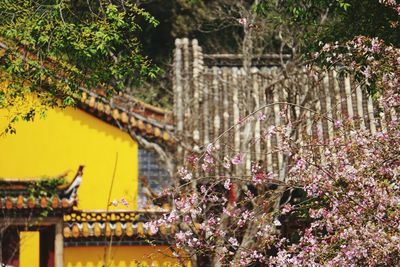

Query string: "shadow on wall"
[55, 107, 132, 145]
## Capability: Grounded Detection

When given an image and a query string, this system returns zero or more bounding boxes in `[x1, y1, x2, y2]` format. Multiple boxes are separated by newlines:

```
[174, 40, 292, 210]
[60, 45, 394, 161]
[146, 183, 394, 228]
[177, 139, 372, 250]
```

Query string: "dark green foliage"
[256, 0, 400, 54]
[138, 0, 399, 62]
[138, 0, 246, 61]
[321, 1, 399, 46]
[27, 176, 66, 198]
[0, 0, 159, 131]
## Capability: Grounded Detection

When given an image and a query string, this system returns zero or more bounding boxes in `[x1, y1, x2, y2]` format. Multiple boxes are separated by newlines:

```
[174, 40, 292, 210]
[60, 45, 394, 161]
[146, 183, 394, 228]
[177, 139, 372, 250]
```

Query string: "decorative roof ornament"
[63, 165, 84, 201]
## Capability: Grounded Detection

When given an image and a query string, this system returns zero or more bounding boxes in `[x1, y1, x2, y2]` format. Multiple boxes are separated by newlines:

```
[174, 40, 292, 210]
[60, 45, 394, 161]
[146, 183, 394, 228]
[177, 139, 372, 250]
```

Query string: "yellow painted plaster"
[0, 107, 138, 210]
[64, 246, 183, 267]
[19, 231, 40, 267]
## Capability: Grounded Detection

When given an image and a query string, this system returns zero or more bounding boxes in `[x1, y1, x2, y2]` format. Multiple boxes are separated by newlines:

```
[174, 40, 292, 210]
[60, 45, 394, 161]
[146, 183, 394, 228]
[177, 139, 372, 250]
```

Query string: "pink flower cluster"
[150, 23, 400, 267]
[110, 198, 129, 207]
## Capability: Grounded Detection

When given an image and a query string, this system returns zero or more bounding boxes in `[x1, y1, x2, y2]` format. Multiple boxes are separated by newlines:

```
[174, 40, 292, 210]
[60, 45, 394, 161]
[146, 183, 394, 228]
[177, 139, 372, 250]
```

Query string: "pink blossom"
[111, 199, 118, 207]
[186, 154, 199, 166]
[361, 66, 372, 80]
[370, 38, 381, 53]
[176, 231, 187, 243]
[178, 167, 192, 181]
[222, 207, 232, 216]
[120, 198, 129, 206]
[273, 218, 282, 226]
[238, 17, 247, 26]
[258, 112, 267, 121]
[231, 153, 245, 165]
[144, 222, 158, 235]
[229, 237, 239, 247]
[281, 204, 292, 214]
[224, 179, 231, 190]
[166, 210, 178, 223]
[200, 185, 206, 193]
[204, 153, 214, 164]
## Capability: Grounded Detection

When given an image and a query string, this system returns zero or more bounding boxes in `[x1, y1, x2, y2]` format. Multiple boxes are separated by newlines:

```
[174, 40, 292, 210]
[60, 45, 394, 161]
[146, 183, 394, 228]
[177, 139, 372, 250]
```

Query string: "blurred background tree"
[139, 0, 399, 60]
[131, 0, 399, 106]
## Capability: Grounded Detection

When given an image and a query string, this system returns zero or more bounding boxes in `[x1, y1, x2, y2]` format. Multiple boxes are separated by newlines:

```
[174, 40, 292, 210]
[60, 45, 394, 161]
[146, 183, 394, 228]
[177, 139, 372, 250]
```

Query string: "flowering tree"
[145, 1, 400, 266]
[147, 37, 399, 267]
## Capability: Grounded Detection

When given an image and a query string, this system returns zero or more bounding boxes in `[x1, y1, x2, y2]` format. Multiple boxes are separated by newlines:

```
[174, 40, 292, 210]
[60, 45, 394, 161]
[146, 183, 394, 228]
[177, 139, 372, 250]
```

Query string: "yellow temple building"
[0, 89, 180, 267]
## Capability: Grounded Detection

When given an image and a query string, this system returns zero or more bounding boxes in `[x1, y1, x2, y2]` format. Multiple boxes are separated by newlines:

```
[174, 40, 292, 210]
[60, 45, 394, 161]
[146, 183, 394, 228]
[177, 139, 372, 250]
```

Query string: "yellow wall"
[20, 231, 40, 267]
[64, 246, 182, 267]
[0, 107, 138, 210]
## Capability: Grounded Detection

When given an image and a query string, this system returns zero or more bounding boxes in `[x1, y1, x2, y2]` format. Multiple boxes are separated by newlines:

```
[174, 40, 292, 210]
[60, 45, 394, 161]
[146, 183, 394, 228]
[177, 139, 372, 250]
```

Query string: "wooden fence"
[173, 38, 387, 178]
